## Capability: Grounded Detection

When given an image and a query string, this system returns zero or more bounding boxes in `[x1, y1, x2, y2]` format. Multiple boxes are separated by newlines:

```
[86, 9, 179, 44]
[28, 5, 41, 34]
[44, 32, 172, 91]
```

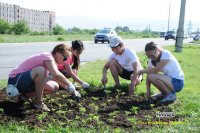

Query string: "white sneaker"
[161, 93, 176, 103]
[34, 102, 50, 112]
[152, 93, 165, 100]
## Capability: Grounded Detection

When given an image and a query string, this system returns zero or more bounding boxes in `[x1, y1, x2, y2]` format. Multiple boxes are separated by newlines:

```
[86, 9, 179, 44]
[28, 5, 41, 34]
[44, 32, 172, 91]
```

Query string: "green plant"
[36, 112, 48, 121]
[108, 111, 120, 117]
[55, 110, 67, 115]
[79, 106, 87, 114]
[144, 114, 152, 121]
[130, 106, 138, 114]
[89, 103, 99, 111]
[127, 117, 137, 124]
[57, 36, 65, 41]
[91, 97, 98, 101]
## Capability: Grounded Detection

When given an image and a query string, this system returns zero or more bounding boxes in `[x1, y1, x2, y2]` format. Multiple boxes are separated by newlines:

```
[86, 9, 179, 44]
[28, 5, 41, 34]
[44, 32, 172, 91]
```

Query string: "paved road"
[0, 38, 192, 79]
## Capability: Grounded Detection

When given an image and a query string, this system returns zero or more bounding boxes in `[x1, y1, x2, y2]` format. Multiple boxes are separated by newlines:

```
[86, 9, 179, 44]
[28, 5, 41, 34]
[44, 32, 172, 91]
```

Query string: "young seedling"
[144, 114, 152, 121]
[79, 106, 87, 114]
[127, 117, 137, 124]
[108, 111, 119, 117]
[91, 97, 98, 101]
[36, 112, 48, 122]
[89, 103, 99, 111]
[130, 106, 138, 114]
[55, 110, 67, 115]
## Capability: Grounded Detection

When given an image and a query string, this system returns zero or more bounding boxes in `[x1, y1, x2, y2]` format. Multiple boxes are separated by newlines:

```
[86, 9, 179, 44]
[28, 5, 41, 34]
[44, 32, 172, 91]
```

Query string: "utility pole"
[168, 3, 171, 31]
[175, 0, 186, 52]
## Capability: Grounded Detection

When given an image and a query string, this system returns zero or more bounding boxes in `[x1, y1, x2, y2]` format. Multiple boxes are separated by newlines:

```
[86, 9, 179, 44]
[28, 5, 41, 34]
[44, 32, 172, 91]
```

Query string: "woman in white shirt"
[138, 42, 184, 103]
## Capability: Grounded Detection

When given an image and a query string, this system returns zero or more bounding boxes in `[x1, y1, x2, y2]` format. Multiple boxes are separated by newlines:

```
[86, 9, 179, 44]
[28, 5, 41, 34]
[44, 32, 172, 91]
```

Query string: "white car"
[94, 28, 117, 44]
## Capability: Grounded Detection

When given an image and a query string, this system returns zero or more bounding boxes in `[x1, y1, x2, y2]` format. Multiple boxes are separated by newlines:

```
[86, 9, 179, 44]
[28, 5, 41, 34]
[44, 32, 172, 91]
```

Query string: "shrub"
[57, 36, 65, 41]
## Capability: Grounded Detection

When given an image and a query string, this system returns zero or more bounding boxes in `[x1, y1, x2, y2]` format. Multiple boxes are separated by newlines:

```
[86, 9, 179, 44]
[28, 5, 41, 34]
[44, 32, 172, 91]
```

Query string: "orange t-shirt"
[57, 56, 73, 71]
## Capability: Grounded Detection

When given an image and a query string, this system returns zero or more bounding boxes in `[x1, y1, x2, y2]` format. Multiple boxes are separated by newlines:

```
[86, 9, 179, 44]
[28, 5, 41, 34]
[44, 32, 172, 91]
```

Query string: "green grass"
[0, 34, 158, 43]
[0, 44, 200, 132]
[0, 34, 94, 43]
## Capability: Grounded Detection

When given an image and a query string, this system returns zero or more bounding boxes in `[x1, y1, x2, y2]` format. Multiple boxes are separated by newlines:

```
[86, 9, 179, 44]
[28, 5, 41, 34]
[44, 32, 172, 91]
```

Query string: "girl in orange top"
[51, 40, 90, 91]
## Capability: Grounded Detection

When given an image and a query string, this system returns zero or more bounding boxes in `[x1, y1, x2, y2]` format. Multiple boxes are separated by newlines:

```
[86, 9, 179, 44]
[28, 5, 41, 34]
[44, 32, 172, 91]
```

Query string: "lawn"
[0, 44, 199, 132]
[0, 34, 158, 43]
[0, 34, 94, 43]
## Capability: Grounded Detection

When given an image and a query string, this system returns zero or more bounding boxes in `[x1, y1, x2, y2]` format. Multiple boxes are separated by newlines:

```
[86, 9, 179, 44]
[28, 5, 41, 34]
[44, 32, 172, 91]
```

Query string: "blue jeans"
[8, 70, 35, 93]
[171, 78, 184, 92]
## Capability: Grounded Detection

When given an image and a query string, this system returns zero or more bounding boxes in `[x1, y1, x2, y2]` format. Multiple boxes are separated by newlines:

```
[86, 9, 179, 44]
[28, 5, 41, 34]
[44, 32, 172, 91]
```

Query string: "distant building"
[0, 2, 55, 32]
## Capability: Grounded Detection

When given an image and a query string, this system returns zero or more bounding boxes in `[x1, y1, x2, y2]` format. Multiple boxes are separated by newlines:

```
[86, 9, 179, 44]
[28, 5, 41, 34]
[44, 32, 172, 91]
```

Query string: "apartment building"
[0, 2, 55, 32]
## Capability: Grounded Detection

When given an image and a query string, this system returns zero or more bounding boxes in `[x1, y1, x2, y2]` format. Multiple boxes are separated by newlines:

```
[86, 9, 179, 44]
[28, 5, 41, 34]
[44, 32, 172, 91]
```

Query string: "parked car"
[160, 32, 166, 37]
[193, 34, 200, 41]
[94, 28, 117, 43]
[165, 30, 176, 40]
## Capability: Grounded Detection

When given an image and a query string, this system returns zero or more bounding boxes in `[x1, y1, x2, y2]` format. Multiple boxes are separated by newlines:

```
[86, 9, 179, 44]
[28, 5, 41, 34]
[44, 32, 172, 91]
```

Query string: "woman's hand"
[137, 70, 144, 76]
[101, 76, 108, 86]
[128, 83, 135, 95]
[82, 82, 90, 89]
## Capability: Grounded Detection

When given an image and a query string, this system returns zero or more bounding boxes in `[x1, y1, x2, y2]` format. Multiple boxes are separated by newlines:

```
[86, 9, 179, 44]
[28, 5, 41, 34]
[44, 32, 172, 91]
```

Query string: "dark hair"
[145, 42, 162, 66]
[71, 40, 84, 69]
[145, 42, 158, 52]
[51, 43, 70, 57]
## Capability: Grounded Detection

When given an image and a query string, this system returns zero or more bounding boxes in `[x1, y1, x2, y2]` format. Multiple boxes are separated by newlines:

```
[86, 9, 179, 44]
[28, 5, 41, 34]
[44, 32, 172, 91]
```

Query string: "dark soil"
[0, 87, 183, 132]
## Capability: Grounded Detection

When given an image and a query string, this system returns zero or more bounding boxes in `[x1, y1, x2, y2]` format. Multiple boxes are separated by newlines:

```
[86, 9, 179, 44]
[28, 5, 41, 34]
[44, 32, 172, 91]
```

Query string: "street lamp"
[168, 3, 171, 31]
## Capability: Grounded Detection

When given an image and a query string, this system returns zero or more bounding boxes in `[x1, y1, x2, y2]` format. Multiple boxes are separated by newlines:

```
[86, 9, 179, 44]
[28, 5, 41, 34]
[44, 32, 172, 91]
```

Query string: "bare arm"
[101, 61, 110, 85]
[64, 63, 84, 85]
[129, 62, 138, 94]
[138, 59, 169, 75]
[44, 60, 71, 85]
[131, 62, 138, 85]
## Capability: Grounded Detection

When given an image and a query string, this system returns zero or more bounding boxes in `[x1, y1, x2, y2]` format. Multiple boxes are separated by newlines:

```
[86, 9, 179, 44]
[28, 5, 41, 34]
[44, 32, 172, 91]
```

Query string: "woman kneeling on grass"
[137, 42, 184, 103]
[56, 40, 90, 89]
[6, 44, 80, 111]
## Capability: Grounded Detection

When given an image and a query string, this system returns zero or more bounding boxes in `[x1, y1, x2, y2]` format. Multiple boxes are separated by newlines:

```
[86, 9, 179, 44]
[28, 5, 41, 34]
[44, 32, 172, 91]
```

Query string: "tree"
[115, 26, 123, 32]
[71, 27, 82, 34]
[122, 26, 129, 32]
[53, 24, 66, 35]
[0, 19, 10, 34]
[11, 20, 29, 35]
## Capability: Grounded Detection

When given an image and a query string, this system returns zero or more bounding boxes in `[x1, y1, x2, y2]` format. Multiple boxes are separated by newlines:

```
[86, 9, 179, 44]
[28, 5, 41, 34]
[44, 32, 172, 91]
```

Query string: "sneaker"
[152, 93, 165, 100]
[161, 93, 177, 103]
[34, 102, 50, 112]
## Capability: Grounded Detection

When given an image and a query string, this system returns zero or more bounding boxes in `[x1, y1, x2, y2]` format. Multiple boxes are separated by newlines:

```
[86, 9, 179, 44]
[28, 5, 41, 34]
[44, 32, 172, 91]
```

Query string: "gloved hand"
[66, 83, 76, 93]
[82, 82, 90, 89]
[65, 83, 81, 101]
[74, 90, 81, 98]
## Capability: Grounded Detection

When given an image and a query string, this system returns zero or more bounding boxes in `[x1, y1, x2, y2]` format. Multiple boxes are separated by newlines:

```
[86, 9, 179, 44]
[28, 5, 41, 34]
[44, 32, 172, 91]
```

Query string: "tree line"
[0, 19, 159, 37]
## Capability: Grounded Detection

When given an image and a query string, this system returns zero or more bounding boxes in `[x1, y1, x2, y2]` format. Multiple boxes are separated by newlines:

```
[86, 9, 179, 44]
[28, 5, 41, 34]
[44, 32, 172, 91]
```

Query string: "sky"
[1, 0, 200, 31]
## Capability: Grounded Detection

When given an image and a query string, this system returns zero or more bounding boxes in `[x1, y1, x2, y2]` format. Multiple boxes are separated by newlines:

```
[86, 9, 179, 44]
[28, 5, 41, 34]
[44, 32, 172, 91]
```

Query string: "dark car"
[193, 34, 200, 41]
[165, 30, 176, 40]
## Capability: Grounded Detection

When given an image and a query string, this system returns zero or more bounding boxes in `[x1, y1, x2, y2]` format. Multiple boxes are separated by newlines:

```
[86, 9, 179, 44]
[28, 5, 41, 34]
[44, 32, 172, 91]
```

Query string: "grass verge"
[0, 44, 199, 132]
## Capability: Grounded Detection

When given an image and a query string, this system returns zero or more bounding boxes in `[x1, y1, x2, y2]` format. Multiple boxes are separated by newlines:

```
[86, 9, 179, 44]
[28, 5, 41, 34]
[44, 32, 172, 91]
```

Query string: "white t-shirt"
[148, 50, 184, 80]
[109, 48, 143, 71]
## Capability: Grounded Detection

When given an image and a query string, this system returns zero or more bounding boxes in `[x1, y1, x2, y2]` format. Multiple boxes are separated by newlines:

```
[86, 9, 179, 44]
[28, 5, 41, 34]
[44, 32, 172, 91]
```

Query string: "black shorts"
[119, 68, 133, 80]
[8, 70, 35, 93]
